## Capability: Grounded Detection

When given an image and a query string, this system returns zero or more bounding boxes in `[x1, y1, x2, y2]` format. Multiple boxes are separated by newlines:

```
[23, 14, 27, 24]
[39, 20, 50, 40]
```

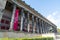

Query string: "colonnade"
[9, 4, 55, 34]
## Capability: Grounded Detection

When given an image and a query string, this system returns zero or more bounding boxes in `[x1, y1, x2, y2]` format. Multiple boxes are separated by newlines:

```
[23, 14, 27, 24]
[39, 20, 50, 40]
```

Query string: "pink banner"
[13, 9, 19, 31]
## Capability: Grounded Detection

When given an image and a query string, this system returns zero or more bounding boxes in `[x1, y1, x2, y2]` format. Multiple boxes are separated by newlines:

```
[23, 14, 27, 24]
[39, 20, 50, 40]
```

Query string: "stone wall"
[0, 31, 41, 38]
[0, 31, 56, 39]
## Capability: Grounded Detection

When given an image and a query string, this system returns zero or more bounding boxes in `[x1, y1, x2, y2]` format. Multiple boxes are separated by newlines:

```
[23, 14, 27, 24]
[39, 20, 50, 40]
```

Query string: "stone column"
[35, 18, 37, 33]
[44, 22, 46, 33]
[27, 12, 30, 32]
[43, 21, 45, 33]
[0, 9, 4, 21]
[36, 17, 39, 33]
[39, 19, 42, 34]
[48, 24, 50, 33]
[32, 15, 34, 33]
[47, 24, 49, 33]
[9, 4, 16, 30]
[20, 9, 24, 31]
[46, 23, 48, 33]
[45, 23, 47, 33]
[38, 18, 40, 33]
[42, 20, 44, 33]
[40, 20, 42, 34]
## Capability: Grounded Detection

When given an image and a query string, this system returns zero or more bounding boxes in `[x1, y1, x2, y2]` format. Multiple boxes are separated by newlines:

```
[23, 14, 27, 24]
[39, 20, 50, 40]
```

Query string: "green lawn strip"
[0, 37, 54, 40]
[22, 37, 54, 40]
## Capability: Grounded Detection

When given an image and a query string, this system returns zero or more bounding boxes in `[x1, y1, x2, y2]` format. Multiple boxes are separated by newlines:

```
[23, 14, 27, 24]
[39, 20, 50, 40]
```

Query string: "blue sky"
[22, 0, 60, 28]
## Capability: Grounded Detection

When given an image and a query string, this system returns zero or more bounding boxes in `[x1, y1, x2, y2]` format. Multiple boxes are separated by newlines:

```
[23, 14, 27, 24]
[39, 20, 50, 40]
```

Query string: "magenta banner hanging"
[13, 9, 19, 31]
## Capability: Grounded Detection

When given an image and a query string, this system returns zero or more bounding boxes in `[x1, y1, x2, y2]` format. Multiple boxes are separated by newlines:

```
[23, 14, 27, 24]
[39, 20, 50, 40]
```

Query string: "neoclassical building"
[0, 0, 57, 37]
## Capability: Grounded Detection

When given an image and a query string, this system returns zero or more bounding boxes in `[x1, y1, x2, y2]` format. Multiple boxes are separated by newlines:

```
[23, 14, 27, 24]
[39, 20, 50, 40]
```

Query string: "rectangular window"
[1, 19, 5, 23]
[5, 20, 10, 25]
[1, 26, 5, 30]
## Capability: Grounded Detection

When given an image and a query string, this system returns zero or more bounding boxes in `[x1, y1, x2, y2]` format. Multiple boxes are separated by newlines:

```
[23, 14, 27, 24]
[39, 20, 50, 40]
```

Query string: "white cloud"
[47, 11, 60, 28]
[52, 11, 57, 16]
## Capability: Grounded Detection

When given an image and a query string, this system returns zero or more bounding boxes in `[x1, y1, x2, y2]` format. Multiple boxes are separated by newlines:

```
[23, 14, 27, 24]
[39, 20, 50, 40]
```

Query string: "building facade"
[0, 0, 57, 37]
